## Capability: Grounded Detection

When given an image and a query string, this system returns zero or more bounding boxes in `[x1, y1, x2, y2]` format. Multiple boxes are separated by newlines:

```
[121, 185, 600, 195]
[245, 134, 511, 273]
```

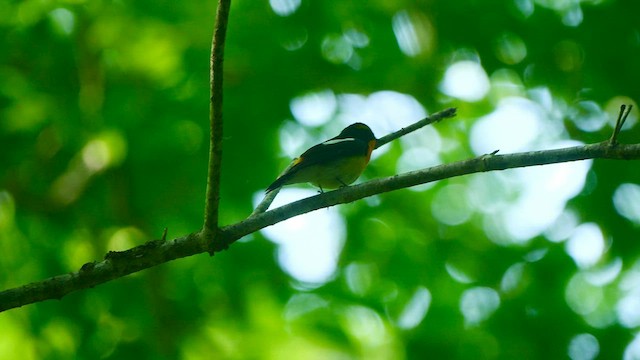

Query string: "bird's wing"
[291, 138, 368, 171]
[265, 138, 368, 192]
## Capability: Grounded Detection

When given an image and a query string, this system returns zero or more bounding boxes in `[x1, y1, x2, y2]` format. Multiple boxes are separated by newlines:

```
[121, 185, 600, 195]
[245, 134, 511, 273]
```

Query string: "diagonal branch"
[375, 107, 457, 148]
[3, 134, 640, 312]
[202, 0, 231, 241]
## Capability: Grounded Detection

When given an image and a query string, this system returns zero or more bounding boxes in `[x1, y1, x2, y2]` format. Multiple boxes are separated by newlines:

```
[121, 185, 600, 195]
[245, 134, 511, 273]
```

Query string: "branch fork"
[609, 104, 633, 146]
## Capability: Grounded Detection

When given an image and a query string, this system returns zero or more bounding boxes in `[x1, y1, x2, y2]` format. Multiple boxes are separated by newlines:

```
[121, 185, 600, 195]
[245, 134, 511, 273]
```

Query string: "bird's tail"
[265, 176, 286, 193]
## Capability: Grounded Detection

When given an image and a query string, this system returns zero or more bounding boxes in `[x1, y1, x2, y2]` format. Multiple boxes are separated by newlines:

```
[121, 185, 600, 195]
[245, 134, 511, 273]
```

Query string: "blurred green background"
[2, 0, 640, 359]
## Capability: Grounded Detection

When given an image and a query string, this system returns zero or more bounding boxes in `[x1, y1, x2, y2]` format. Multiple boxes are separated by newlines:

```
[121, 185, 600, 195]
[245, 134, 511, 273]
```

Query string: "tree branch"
[202, 0, 231, 242]
[375, 107, 457, 148]
[3, 131, 640, 312]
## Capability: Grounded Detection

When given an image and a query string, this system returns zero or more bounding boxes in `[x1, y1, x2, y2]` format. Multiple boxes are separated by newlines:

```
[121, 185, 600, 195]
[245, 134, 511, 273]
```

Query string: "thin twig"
[202, 0, 232, 242]
[609, 104, 633, 145]
[375, 107, 457, 148]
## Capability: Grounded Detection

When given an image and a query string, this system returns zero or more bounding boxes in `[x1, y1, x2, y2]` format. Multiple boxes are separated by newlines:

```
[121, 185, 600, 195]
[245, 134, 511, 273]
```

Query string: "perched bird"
[266, 123, 377, 193]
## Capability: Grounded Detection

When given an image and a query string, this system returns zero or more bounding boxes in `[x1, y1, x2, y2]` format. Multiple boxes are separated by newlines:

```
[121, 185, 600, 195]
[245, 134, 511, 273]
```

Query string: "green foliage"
[2, 0, 640, 359]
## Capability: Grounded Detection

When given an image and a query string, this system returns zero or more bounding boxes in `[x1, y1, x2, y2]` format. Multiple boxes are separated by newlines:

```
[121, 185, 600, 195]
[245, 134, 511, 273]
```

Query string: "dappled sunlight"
[396, 287, 432, 330]
[568, 333, 599, 360]
[565, 223, 605, 269]
[319, 29, 370, 68]
[514, 0, 534, 17]
[392, 10, 435, 58]
[256, 189, 346, 285]
[446, 262, 475, 284]
[470, 97, 543, 155]
[477, 156, 591, 245]
[269, 0, 301, 17]
[283, 293, 328, 322]
[340, 305, 400, 359]
[50, 131, 127, 206]
[476, 138, 592, 244]
[290, 90, 337, 127]
[544, 209, 580, 242]
[460, 287, 501, 327]
[617, 260, 640, 328]
[489, 69, 527, 100]
[569, 101, 608, 132]
[584, 257, 623, 288]
[0, 191, 15, 230]
[533, 0, 588, 26]
[49, 8, 75, 36]
[565, 272, 604, 316]
[614, 183, 640, 224]
[494, 32, 527, 65]
[625, 334, 640, 360]
[344, 261, 377, 297]
[4, 0, 640, 358]
[332, 91, 428, 139]
[500, 262, 526, 294]
[431, 184, 473, 226]
[440, 60, 490, 102]
[321, 34, 354, 65]
[513, 163, 589, 240]
[396, 146, 441, 192]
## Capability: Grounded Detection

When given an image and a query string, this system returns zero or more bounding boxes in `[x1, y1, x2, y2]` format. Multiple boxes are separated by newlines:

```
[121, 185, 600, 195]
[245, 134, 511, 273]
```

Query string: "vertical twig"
[203, 0, 232, 242]
[609, 104, 633, 145]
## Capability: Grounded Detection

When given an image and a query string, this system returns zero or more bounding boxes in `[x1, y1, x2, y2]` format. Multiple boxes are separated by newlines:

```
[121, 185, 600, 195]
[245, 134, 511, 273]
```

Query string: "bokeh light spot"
[446, 262, 475, 284]
[565, 223, 605, 269]
[431, 184, 472, 226]
[440, 60, 490, 102]
[501, 262, 526, 294]
[460, 287, 500, 326]
[494, 32, 527, 65]
[613, 183, 640, 224]
[569, 101, 607, 132]
[392, 10, 434, 57]
[269, 0, 301, 17]
[568, 333, 599, 360]
[257, 189, 346, 285]
[321, 34, 353, 64]
[470, 97, 542, 155]
[397, 287, 432, 330]
[624, 333, 640, 360]
[49, 8, 75, 35]
[345, 262, 376, 297]
[290, 90, 337, 127]
[0, 191, 16, 230]
[565, 272, 603, 315]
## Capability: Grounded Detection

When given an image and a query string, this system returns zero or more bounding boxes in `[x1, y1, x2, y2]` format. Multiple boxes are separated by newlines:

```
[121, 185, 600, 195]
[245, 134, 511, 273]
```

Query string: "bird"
[266, 123, 377, 193]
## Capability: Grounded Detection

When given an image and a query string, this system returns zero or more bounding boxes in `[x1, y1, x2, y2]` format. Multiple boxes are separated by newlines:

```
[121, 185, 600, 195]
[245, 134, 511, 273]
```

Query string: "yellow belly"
[285, 156, 369, 189]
